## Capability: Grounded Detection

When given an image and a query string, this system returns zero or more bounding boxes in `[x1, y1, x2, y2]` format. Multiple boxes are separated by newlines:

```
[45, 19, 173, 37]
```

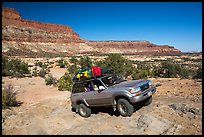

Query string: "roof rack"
[73, 73, 114, 83]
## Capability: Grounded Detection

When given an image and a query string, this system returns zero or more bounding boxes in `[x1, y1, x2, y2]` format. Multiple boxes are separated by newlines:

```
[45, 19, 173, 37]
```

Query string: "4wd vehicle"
[70, 74, 156, 118]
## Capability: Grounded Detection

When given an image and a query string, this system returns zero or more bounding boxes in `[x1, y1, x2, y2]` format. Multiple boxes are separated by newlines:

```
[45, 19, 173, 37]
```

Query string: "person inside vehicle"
[84, 83, 91, 92]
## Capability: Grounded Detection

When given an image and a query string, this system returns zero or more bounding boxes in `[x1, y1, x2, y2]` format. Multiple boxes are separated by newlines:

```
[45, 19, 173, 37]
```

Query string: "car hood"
[111, 80, 149, 88]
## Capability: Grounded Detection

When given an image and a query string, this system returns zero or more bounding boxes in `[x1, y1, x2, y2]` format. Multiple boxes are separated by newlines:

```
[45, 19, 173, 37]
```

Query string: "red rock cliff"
[2, 7, 84, 43]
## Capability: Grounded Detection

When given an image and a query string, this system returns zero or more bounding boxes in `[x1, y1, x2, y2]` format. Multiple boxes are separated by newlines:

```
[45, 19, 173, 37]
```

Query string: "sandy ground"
[2, 67, 202, 135]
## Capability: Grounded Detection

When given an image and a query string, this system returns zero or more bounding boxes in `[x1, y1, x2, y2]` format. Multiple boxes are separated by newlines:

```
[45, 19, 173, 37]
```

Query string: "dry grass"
[2, 84, 18, 109]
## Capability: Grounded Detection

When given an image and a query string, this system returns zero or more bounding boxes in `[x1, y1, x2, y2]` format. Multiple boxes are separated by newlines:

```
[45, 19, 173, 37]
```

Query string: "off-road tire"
[144, 96, 152, 106]
[117, 98, 134, 117]
[78, 103, 91, 118]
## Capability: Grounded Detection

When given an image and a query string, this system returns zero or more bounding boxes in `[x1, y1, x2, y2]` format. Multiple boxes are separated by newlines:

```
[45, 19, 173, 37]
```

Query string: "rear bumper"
[129, 87, 156, 103]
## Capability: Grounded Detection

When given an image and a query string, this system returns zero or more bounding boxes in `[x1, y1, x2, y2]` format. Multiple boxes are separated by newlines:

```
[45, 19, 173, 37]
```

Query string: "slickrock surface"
[2, 68, 202, 135]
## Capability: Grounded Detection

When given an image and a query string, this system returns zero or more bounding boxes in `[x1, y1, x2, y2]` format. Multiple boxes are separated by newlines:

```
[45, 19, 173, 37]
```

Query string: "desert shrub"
[150, 61, 192, 78]
[150, 66, 162, 78]
[35, 61, 43, 67]
[96, 54, 150, 79]
[193, 67, 202, 79]
[2, 84, 18, 109]
[96, 54, 126, 77]
[79, 56, 92, 69]
[56, 59, 67, 68]
[131, 69, 149, 80]
[160, 62, 177, 78]
[123, 61, 134, 79]
[179, 67, 190, 79]
[106, 54, 126, 76]
[39, 68, 47, 78]
[57, 74, 73, 91]
[68, 65, 78, 74]
[2, 56, 11, 76]
[69, 56, 78, 65]
[2, 56, 30, 77]
[45, 74, 57, 86]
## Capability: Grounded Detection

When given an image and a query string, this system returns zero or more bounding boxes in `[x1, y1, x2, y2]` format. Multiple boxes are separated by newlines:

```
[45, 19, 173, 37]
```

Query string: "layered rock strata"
[86, 41, 181, 54]
[2, 7, 181, 57]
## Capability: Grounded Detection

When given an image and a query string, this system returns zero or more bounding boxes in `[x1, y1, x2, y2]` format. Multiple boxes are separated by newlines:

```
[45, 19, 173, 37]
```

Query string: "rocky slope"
[2, 7, 181, 57]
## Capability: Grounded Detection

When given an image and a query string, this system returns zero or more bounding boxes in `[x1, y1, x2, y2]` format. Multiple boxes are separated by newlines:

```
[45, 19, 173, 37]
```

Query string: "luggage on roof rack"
[72, 66, 115, 82]
[91, 66, 101, 77]
[73, 68, 92, 81]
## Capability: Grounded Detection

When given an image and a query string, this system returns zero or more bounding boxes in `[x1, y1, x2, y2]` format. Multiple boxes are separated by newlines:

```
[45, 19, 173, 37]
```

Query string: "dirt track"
[2, 67, 202, 135]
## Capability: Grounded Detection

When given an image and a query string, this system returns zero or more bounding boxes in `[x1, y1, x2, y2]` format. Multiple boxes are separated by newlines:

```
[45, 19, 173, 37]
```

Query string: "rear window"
[72, 82, 84, 93]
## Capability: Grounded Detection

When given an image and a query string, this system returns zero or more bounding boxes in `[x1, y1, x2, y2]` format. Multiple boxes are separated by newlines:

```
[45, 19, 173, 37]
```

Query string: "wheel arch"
[114, 95, 132, 104]
[76, 100, 89, 113]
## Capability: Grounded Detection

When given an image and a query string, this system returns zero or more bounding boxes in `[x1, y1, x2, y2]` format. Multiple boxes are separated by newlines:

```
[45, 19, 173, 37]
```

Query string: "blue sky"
[3, 2, 202, 52]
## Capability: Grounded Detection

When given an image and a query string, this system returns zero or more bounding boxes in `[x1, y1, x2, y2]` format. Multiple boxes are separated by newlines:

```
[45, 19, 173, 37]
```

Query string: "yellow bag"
[83, 70, 89, 78]
[76, 73, 82, 79]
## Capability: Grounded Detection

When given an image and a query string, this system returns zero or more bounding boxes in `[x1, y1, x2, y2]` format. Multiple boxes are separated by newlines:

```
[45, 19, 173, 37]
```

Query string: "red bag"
[91, 66, 101, 77]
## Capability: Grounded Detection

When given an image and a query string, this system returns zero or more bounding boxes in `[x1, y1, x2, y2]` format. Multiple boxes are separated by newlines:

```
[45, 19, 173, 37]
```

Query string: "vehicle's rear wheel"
[78, 103, 91, 118]
[144, 96, 152, 106]
[117, 98, 134, 117]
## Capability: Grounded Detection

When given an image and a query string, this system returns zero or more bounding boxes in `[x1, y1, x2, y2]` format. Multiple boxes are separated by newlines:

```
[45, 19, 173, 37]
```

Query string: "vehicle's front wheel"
[78, 103, 91, 118]
[117, 98, 134, 117]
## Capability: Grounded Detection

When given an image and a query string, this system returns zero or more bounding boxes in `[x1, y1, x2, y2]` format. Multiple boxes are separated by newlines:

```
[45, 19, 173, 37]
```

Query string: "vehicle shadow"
[71, 102, 147, 117]
[133, 102, 145, 112]
[91, 107, 121, 117]
[90, 102, 146, 117]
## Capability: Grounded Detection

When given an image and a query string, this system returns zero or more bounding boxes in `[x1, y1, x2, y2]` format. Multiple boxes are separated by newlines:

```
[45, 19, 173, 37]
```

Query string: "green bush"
[2, 56, 30, 77]
[193, 67, 202, 79]
[96, 54, 126, 77]
[69, 56, 78, 65]
[131, 69, 149, 80]
[150, 61, 191, 78]
[56, 59, 67, 68]
[35, 61, 43, 67]
[68, 65, 78, 74]
[57, 74, 73, 91]
[124, 61, 135, 79]
[2, 84, 18, 109]
[79, 56, 92, 69]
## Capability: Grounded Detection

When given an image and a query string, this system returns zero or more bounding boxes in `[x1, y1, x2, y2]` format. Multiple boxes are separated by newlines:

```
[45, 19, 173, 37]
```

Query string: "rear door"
[82, 80, 95, 105]
[71, 81, 94, 104]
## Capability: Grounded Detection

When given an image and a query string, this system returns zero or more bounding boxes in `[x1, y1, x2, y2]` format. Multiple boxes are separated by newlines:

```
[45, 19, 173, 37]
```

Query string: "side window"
[93, 80, 106, 91]
[84, 81, 94, 92]
[72, 83, 84, 93]
[101, 76, 114, 87]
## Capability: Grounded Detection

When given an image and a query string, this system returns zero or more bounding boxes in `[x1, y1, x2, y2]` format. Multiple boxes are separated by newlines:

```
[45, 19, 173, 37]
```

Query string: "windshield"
[101, 74, 126, 87]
